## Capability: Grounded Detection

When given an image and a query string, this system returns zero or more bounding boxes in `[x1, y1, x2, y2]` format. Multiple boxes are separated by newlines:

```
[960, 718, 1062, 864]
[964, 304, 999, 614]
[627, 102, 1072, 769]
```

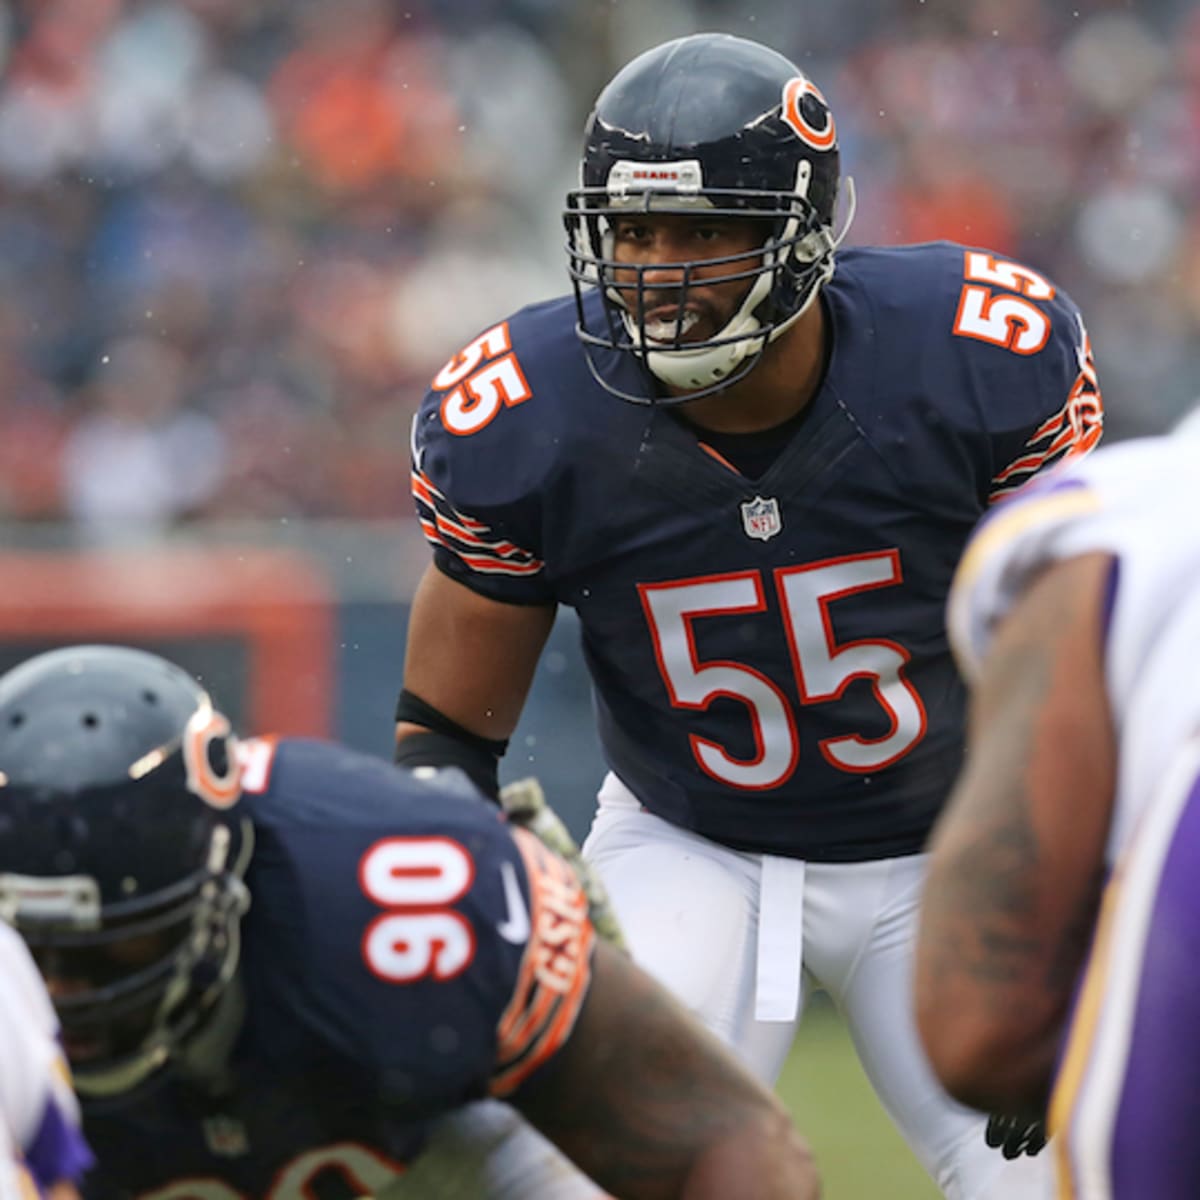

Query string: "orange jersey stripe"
[491, 828, 594, 1096]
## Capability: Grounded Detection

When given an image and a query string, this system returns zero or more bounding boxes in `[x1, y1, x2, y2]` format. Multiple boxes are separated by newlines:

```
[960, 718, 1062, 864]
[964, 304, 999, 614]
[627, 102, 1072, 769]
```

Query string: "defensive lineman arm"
[397, 566, 819, 1200]
[914, 552, 1116, 1115]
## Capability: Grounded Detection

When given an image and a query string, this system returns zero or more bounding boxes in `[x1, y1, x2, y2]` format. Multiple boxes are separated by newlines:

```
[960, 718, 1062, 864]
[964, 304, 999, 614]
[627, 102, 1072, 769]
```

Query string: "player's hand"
[985, 1112, 1047, 1159]
[499, 777, 627, 953]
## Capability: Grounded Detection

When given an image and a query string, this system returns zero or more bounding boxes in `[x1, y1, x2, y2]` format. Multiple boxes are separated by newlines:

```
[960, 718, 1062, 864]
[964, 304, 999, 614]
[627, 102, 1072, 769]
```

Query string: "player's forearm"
[915, 973, 1059, 1111]
[527, 1088, 818, 1200]
[399, 564, 554, 741]
[679, 1111, 820, 1200]
[918, 553, 1115, 1111]
[516, 941, 820, 1200]
[915, 829, 1079, 1112]
[916, 807, 1107, 1111]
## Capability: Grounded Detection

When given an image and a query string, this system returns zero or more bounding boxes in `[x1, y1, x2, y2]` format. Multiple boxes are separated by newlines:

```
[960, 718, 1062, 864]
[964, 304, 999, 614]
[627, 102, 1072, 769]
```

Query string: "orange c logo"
[182, 704, 242, 809]
[781, 77, 836, 151]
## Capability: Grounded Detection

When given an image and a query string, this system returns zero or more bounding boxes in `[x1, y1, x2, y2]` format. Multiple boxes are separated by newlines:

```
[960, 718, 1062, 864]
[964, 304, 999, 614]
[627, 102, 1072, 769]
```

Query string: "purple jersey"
[412, 242, 1103, 861]
[79, 738, 595, 1200]
[0, 922, 92, 1196]
[1050, 739, 1200, 1198]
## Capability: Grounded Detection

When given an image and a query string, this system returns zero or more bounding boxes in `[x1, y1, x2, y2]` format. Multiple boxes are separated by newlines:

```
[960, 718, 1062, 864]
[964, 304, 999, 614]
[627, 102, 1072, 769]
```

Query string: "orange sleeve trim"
[491, 828, 595, 1095]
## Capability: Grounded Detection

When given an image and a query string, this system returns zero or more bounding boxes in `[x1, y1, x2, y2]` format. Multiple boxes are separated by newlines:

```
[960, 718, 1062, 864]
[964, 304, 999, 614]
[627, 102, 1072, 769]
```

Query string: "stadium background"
[1, 0, 1195, 1193]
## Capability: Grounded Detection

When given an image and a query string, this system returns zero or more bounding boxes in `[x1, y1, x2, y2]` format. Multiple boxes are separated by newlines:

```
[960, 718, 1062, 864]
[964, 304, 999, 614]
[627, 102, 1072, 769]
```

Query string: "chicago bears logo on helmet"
[781, 77, 837, 151]
[182, 704, 242, 810]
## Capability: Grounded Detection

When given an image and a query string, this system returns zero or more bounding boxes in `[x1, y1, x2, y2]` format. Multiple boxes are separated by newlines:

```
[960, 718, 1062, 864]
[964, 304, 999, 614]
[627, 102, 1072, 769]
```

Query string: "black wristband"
[393, 689, 508, 800]
[394, 730, 502, 801]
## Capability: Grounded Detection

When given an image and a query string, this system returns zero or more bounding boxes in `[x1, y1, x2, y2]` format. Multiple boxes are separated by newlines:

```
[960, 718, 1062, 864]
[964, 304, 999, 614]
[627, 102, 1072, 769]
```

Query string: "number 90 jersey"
[948, 414, 1200, 870]
[412, 242, 1103, 861]
[79, 738, 595, 1200]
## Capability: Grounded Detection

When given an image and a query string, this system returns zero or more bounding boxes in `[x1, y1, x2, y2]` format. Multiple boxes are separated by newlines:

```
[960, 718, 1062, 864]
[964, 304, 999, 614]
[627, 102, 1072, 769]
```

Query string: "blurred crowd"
[0, 0, 1197, 541]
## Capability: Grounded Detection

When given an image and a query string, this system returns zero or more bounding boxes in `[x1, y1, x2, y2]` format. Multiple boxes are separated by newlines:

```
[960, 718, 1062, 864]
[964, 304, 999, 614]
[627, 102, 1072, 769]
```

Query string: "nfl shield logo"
[203, 1115, 249, 1157]
[740, 495, 783, 541]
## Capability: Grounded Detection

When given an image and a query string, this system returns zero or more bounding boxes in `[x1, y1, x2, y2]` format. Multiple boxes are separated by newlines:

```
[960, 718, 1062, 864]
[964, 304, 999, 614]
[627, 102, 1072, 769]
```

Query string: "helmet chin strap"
[639, 273, 774, 391]
[72, 1032, 173, 1099]
[74, 968, 248, 1101]
[635, 175, 858, 393]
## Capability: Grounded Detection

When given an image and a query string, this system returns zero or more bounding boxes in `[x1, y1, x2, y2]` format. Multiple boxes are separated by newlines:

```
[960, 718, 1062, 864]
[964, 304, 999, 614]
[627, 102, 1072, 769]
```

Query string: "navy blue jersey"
[412, 242, 1103, 861]
[80, 738, 595, 1200]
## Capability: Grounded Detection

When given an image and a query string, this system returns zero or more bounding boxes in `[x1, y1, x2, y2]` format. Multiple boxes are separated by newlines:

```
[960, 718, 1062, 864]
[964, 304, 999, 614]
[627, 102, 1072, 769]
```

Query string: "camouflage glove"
[985, 1113, 1047, 1159]
[499, 777, 627, 952]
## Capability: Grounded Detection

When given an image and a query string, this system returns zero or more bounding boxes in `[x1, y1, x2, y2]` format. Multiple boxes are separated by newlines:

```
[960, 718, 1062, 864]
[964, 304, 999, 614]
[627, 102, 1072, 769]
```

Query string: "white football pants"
[581, 772, 1050, 1200]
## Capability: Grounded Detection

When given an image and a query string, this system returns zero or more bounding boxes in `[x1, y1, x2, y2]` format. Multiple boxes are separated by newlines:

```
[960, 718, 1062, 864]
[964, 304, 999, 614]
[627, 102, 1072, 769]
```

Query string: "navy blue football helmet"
[564, 33, 854, 404]
[0, 645, 250, 1097]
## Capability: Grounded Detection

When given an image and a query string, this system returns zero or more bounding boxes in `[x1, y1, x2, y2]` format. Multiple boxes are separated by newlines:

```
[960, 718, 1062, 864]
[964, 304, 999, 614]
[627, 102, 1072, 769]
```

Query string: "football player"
[395, 30, 1102, 1199]
[0, 644, 818, 1200]
[916, 409, 1200, 1198]
[0, 921, 92, 1200]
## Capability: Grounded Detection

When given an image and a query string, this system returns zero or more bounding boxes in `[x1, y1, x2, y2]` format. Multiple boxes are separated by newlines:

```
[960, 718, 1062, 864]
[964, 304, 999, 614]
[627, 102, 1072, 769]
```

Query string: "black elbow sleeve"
[394, 689, 508, 801]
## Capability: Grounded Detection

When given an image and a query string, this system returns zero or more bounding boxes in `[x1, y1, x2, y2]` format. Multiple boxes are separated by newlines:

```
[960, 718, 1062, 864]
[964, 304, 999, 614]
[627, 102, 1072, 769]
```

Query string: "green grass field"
[777, 999, 939, 1199]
